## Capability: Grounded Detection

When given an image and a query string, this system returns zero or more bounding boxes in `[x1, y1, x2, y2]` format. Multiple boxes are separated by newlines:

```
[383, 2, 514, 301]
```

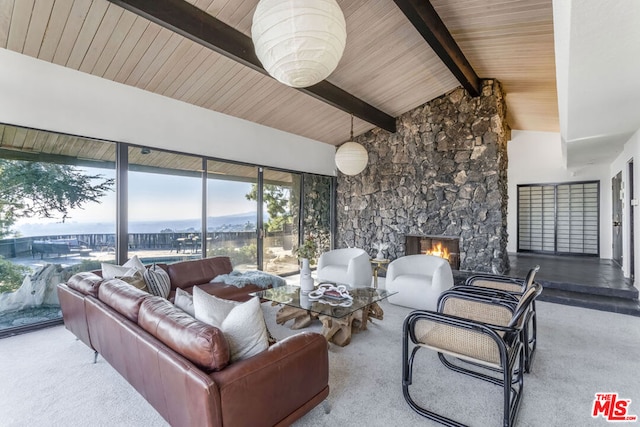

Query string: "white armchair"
[386, 254, 454, 310]
[316, 248, 372, 288]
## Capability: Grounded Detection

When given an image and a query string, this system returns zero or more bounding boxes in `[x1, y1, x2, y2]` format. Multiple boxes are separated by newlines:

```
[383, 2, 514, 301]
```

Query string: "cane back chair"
[461, 265, 540, 372]
[402, 282, 542, 427]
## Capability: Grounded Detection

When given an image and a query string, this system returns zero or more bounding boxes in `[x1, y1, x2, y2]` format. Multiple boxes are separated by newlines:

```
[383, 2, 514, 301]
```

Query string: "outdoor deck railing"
[0, 231, 259, 259]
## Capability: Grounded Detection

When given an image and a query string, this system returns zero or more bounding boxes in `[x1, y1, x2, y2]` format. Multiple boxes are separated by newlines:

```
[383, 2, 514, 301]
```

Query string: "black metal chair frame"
[460, 265, 540, 373]
[402, 283, 542, 427]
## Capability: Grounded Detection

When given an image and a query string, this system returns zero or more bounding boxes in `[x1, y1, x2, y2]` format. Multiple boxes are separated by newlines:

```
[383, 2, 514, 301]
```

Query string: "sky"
[14, 167, 258, 230]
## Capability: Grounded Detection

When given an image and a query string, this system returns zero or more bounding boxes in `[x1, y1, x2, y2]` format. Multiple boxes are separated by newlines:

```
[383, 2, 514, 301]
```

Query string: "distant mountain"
[206, 212, 259, 230]
[14, 212, 262, 237]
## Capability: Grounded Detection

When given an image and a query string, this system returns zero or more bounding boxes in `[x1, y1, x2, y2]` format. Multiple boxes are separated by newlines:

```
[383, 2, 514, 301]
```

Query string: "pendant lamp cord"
[350, 113, 354, 140]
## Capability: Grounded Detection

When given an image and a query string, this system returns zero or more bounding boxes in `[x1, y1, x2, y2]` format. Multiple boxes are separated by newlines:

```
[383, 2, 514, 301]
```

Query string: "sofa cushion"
[193, 286, 269, 362]
[67, 272, 104, 298]
[138, 296, 230, 372]
[174, 288, 195, 317]
[166, 256, 233, 290]
[185, 282, 267, 303]
[98, 278, 150, 323]
[101, 255, 146, 279]
[143, 264, 171, 298]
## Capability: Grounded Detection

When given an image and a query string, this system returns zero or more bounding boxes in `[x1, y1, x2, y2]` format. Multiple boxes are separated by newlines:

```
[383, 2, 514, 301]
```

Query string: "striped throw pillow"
[143, 264, 171, 298]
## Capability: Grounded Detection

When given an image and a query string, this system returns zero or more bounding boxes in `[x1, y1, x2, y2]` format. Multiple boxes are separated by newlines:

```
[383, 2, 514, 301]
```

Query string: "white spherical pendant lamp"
[335, 114, 368, 175]
[251, 0, 347, 88]
[336, 142, 368, 175]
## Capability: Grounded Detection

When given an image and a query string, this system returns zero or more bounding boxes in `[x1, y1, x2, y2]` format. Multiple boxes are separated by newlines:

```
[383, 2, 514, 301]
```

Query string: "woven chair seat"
[418, 322, 506, 368]
[415, 297, 513, 368]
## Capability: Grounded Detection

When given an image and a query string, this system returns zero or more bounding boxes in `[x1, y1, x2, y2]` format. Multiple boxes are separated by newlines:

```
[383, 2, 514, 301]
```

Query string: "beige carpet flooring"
[1, 300, 639, 426]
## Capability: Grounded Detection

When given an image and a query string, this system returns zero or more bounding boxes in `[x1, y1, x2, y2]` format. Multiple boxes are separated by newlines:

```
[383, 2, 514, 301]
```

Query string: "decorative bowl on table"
[308, 283, 353, 307]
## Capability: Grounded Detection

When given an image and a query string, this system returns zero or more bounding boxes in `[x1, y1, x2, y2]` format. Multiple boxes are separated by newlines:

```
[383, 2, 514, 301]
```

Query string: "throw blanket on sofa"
[211, 270, 286, 289]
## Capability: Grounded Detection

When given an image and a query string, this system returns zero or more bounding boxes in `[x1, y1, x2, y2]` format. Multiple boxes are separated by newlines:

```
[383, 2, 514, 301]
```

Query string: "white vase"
[299, 292, 311, 309]
[376, 249, 384, 260]
[300, 258, 315, 292]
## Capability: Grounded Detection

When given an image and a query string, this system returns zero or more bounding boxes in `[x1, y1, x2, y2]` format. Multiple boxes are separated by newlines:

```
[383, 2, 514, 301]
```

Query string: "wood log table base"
[274, 302, 384, 347]
[275, 304, 318, 330]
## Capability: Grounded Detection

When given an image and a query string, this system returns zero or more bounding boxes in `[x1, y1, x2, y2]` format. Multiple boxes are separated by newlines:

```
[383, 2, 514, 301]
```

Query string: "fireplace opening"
[405, 235, 460, 270]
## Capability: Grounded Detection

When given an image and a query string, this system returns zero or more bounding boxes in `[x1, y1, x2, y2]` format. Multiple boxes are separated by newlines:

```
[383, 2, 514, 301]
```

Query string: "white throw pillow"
[101, 264, 134, 279]
[192, 286, 269, 362]
[123, 255, 145, 272]
[174, 288, 195, 317]
[143, 264, 171, 299]
[102, 255, 146, 279]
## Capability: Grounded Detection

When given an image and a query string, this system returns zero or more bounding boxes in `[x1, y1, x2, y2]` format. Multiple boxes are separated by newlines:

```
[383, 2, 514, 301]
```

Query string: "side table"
[370, 258, 390, 288]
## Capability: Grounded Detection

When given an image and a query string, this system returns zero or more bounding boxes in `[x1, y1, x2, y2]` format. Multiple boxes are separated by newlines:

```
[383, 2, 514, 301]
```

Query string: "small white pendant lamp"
[335, 114, 368, 175]
[251, 0, 347, 88]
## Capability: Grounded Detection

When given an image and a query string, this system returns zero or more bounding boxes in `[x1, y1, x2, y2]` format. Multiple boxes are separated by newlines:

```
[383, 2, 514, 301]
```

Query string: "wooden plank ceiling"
[0, 123, 292, 182]
[0, 0, 558, 152]
[432, 0, 558, 132]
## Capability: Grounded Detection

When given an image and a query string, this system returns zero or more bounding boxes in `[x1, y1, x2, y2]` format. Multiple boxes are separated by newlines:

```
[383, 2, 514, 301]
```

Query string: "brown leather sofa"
[57, 257, 329, 427]
[59, 257, 267, 350]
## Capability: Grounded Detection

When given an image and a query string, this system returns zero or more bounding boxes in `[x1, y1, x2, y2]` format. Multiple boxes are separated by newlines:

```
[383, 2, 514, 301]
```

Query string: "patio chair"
[171, 237, 185, 253]
[402, 282, 542, 427]
[460, 265, 540, 372]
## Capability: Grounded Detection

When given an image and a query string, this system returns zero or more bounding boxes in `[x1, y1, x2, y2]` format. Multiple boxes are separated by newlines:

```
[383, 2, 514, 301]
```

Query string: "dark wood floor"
[507, 253, 635, 294]
[455, 252, 640, 316]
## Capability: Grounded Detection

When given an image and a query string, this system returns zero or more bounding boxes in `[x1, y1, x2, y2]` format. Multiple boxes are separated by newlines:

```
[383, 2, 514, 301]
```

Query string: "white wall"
[507, 130, 612, 259]
[0, 49, 336, 176]
[610, 129, 640, 278]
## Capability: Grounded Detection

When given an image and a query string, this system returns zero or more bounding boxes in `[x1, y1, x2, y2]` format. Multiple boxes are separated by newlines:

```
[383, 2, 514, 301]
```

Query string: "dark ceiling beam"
[393, 0, 481, 97]
[107, 0, 396, 133]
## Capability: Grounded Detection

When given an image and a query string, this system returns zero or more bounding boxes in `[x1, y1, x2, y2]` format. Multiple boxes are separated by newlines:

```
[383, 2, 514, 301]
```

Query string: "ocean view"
[14, 212, 260, 237]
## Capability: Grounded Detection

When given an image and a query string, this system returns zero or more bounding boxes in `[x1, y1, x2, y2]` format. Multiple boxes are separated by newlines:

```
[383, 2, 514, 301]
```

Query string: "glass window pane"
[0, 125, 116, 335]
[128, 147, 202, 264]
[263, 169, 300, 275]
[206, 160, 258, 271]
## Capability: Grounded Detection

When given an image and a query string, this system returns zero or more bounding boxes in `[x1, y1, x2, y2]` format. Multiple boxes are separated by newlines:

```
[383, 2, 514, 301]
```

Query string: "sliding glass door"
[261, 169, 301, 275]
[0, 123, 335, 336]
[128, 147, 202, 263]
[206, 160, 258, 271]
[206, 165, 305, 274]
[0, 125, 116, 336]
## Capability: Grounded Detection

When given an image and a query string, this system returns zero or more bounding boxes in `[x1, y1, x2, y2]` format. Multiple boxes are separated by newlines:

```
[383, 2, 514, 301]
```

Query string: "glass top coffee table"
[253, 284, 397, 347]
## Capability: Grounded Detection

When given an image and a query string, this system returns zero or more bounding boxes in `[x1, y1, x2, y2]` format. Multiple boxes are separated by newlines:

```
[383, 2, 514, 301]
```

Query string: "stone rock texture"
[337, 80, 510, 274]
[0, 263, 67, 312]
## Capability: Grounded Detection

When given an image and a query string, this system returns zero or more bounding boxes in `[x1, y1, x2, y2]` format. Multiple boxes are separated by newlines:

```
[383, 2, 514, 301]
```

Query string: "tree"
[0, 256, 31, 293]
[0, 160, 114, 238]
[245, 184, 294, 232]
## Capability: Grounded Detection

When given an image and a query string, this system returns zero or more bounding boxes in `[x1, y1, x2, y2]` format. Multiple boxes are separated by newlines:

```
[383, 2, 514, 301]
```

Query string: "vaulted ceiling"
[0, 0, 558, 149]
[554, 0, 640, 169]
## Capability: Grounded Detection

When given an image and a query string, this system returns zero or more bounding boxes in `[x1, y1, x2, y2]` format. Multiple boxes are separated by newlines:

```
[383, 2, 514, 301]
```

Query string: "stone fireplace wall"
[336, 80, 510, 273]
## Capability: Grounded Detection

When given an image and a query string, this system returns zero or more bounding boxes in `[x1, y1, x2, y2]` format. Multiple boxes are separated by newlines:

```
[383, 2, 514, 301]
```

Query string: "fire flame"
[423, 242, 450, 260]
